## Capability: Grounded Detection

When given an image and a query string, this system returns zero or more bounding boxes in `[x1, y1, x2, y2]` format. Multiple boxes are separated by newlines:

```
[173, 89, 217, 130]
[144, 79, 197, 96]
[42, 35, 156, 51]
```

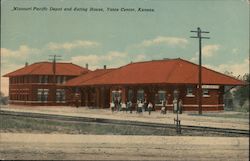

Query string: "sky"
[1, 0, 249, 96]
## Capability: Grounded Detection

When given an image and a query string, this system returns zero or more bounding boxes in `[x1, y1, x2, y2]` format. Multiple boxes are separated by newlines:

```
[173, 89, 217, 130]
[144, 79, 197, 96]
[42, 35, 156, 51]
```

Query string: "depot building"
[4, 58, 245, 111]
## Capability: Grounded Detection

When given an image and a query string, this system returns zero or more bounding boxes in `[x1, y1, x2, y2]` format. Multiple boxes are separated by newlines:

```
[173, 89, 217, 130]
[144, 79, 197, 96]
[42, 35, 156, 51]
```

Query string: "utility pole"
[49, 55, 62, 84]
[190, 27, 210, 115]
[49, 55, 61, 104]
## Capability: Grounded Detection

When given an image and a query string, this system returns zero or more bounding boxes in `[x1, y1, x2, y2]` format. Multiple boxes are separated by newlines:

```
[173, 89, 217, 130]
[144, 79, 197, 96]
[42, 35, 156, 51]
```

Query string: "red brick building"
[64, 58, 245, 111]
[4, 58, 245, 111]
[3, 62, 89, 105]
[65, 68, 116, 107]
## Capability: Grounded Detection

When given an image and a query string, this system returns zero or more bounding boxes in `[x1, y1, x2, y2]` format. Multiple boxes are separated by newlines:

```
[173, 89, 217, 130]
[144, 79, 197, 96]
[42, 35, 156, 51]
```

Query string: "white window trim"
[186, 94, 195, 97]
[186, 86, 194, 97]
[158, 90, 166, 94]
[156, 90, 166, 106]
[203, 89, 210, 97]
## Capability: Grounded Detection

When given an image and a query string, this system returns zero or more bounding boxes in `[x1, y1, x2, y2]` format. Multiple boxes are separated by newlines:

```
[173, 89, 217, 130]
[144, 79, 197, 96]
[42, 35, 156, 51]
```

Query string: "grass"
[0, 114, 174, 135]
[1, 114, 247, 137]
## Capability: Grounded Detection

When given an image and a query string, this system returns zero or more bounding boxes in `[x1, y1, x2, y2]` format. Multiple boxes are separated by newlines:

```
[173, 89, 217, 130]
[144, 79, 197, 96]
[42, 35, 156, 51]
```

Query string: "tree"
[223, 71, 236, 110]
[233, 73, 249, 111]
[0, 91, 8, 105]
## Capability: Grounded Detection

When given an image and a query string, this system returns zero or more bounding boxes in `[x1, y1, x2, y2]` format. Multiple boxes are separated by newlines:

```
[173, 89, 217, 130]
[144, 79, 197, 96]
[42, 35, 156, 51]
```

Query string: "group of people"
[110, 98, 165, 115]
[110, 98, 133, 113]
[135, 100, 154, 115]
[110, 98, 183, 115]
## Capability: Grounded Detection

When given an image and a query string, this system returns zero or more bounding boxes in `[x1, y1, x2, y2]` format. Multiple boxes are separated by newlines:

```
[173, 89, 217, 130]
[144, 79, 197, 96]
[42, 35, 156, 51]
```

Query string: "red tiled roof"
[76, 58, 245, 86]
[3, 62, 89, 77]
[64, 68, 116, 86]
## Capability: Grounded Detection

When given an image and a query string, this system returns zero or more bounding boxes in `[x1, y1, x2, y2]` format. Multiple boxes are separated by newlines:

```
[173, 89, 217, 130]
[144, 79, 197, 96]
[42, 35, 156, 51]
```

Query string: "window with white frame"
[37, 89, 49, 102]
[62, 76, 67, 84]
[38, 76, 43, 83]
[186, 86, 194, 97]
[38, 76, 48, 84]
[111, 90, 122, 102]
[57, 76, 66, 84]
[203, 89, 210, 97]
[62, 76, 66, 84]
[56, 89, 65, 103]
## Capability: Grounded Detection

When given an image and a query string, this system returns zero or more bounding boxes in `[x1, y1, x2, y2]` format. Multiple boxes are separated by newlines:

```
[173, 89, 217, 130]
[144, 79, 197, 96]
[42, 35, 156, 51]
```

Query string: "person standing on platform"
[138, 100, 143, 113]
[127, 100, 132, 113]
[74, 93, 80, 108]
[148, 102, 153, 115]
[136, 100, 139, 113]
[144, 99, 148, 112]
[114, 97, 118, 111]
[121, 102, 126, 113]
[173, 98, 178, 113]
[117, 96, 121, 111]
[110, 101, 115, 113]
[178, 99, 183, 114]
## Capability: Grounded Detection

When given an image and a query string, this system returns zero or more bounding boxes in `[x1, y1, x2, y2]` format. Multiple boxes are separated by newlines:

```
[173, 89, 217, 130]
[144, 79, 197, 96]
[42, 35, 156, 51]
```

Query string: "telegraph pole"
[49, 55, 61, 104]
[190, 27, 210, 115]
[49, 55, 61, 84]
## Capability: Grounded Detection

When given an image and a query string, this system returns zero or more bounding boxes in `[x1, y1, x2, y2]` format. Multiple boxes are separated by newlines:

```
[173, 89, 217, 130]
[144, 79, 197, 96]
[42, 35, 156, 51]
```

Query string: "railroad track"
[0, 110, 249, 136]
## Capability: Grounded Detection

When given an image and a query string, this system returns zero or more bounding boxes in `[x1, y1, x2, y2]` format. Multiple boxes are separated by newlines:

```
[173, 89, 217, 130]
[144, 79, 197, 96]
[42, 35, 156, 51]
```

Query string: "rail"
[0, 110, 249, 136]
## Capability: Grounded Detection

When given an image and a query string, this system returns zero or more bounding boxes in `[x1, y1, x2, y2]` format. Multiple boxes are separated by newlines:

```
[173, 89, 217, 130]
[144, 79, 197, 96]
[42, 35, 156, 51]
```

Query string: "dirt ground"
[1, 106, 249, 160]
[0, 133, 249, 160]
[1, 105, 249, 130]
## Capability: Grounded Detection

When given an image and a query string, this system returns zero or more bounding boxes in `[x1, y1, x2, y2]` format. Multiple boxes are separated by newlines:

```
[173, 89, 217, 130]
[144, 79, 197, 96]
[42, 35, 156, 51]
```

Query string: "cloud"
[104, 51, 127, 61]
[202, 45, 220, 57]
[71, 55, 100, 66]
[48, 40, 100, 51]
[1, 63, 23, 75]
[204, 58, 249, 76]
[138, 36, 188, 48]
[70, 51, 128, 70]
[190, 57, 198, 63]
[1, 50, 127, 95]
[134, 54, 147, 62]
[1, 45, 42, 96]
[1, 45, 40, 58]
[1, 63, 23, 96]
